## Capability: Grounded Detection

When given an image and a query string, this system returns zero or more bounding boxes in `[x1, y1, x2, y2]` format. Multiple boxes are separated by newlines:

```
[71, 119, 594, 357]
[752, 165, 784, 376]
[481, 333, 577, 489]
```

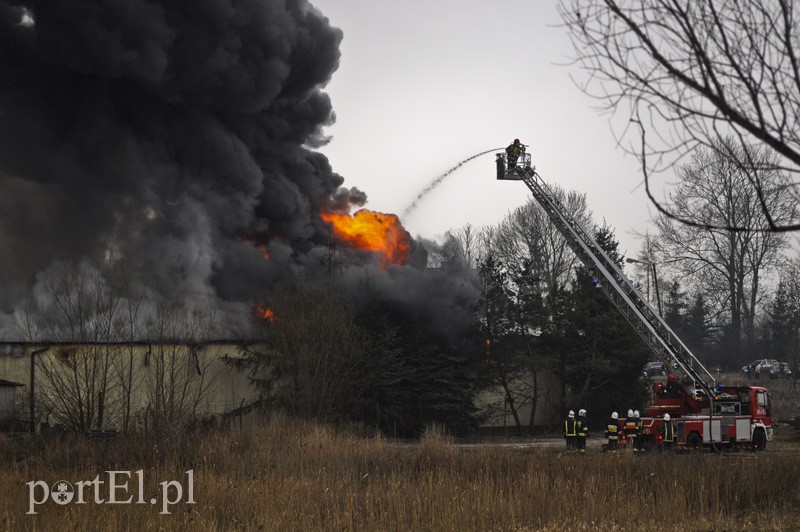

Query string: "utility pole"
[29, 346, 50, 434]
[626, 258, 662, 316]
[651, 262, 662, 317]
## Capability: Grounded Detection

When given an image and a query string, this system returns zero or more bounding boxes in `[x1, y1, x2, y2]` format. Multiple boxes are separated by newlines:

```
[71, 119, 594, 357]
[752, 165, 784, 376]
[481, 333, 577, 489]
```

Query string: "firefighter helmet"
[627, 409, 633, 417]
[634, 410, 640, 417]
[578, 409, 586, 416]
[611, 411, 618, 420]
[664, 413, 671, 421]
[568, 410, 575, 418]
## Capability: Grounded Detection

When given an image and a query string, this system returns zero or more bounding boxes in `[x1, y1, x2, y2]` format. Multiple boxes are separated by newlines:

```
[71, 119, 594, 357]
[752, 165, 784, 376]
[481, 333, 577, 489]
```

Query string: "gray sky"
[310, 0, 655, 258]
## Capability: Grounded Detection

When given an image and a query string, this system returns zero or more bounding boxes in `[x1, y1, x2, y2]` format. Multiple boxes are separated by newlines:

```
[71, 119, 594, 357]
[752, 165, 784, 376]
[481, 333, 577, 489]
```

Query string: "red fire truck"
[498, 153, 773, 451]
[626, 381, 773, 450]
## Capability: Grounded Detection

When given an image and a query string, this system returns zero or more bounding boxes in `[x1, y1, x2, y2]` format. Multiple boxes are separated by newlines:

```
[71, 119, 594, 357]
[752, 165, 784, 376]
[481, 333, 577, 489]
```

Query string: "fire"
[255, 305, 276, 323]
[320, 209, 411, 267]
[238, 236, 270, 260]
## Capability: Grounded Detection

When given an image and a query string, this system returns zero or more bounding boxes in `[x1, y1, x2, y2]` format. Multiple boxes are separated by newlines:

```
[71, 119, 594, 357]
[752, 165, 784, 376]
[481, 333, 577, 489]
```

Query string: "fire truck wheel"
[686, 432, 702, 450]
[752, 429, 767, 451]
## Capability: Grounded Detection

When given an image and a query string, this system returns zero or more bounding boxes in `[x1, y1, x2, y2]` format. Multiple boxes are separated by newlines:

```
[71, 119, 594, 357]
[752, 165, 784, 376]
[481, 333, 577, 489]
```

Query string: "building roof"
[0, 379, 23, 387]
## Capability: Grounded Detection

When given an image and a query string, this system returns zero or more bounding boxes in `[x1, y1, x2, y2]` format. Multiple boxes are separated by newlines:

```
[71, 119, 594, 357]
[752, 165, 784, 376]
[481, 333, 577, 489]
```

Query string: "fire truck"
[496, 150, 774, 451]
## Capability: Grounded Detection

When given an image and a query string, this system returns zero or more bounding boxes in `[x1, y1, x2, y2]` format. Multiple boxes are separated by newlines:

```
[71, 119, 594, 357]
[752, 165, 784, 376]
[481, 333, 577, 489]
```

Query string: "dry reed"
[1, 413, 799, 531]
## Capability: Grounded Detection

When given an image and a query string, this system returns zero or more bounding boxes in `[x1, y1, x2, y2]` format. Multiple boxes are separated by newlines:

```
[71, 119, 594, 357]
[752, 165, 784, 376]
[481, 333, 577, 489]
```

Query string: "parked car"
[643, 361, 667, 378]
[774, 362, 793, 379]
[741, 359, 792, 379]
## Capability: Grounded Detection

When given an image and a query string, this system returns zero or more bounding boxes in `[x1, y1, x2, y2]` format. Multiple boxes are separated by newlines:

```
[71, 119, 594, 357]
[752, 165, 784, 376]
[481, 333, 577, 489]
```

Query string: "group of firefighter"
[563, 409, 677, 452]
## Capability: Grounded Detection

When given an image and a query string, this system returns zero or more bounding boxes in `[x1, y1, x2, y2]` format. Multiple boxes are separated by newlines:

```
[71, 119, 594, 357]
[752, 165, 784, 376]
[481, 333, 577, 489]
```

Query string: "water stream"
[402, 147, 502, 218]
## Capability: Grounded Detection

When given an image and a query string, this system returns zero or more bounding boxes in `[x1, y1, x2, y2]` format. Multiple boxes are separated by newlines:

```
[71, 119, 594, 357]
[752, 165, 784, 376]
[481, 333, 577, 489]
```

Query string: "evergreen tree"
[683, 293, 712, 358]
[356, 300, 481, 437]
[556, 225, 649, 428]
[663, 279, 687, 335]
[764, 273, 800, 383]
[474, 255, 532, 434]
[236, 283, 481, 437]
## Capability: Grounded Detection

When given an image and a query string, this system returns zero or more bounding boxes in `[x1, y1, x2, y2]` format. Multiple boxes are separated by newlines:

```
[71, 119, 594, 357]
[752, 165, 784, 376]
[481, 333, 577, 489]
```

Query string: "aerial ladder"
[495, 150, 717, 404]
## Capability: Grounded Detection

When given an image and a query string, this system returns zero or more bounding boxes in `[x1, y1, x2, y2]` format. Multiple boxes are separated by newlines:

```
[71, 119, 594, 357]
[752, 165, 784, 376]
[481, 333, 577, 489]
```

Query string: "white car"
[642, 361, 667, 378]
[741, 359, 792, 379]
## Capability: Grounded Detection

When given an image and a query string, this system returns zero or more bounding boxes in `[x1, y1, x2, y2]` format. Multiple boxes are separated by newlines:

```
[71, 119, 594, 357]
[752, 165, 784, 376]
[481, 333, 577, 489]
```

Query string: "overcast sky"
[310, 0, 656, 259]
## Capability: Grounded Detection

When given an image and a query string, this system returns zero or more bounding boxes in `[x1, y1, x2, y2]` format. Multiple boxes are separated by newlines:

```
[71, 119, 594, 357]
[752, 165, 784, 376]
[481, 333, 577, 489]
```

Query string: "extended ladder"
[497, 154, 716, 399]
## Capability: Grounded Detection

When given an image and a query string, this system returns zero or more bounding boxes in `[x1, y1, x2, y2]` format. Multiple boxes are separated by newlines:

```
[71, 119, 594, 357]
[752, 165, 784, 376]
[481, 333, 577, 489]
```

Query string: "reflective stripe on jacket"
[606, 421, 619, 440]
[577, 418, 588, 437]
[661, 421, 676, 442]
[564, 419, 577, 437]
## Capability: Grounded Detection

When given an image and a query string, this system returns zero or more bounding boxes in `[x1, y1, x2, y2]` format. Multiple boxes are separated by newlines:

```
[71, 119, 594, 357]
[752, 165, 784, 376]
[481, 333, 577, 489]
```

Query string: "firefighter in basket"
[506, 139, 525, 171]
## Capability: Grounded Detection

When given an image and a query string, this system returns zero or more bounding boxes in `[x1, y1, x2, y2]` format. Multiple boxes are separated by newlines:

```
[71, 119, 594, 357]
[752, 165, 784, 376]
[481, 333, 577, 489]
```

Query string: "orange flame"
[321, 209, 411, 267]
[255, 305, 276, 323]
[238, 236, 270, 261]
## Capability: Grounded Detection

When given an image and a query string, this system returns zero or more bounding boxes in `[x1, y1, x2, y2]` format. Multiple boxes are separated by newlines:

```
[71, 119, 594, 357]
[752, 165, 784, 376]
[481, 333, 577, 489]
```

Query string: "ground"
[0, 372, 797, 530]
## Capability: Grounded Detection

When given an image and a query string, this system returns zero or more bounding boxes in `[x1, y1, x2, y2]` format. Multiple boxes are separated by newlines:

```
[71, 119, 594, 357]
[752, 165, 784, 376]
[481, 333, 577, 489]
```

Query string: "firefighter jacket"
[577, 416, 589, 438]
[624, 418, 638, 437]
[659, 421, 676, 442]
[606, 418, 619, 440]
[636, 417, 643, 435]
[564, 418, 577, 437]
[506, 142, 524, 156]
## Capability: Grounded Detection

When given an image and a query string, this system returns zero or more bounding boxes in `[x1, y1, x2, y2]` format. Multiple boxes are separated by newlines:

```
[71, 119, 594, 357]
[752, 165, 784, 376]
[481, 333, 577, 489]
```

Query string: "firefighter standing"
[664, 374, 681, 397]
[659, 413, 676, 452]
[605, 411, 620, 451]
[564, 410, 578, 452]
[624, 409, 639, 451]
[576, 409, 589, 453]
[633, 410, 643, 451]
[506, 139, 525, 170]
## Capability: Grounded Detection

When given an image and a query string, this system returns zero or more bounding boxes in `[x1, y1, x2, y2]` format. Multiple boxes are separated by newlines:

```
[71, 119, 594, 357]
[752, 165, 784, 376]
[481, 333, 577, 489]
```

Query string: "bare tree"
[448, 223, 484, 269]
[109, 264, 149, 433]
[559, 0, 800, 230]
[257, 284, 371, 422]
[653, 139, 792, 361]
[25, 260, 122, 431]
[476, 190, 593, 432]
[490, 188, 591, 297]
[142, 299, 219, 435]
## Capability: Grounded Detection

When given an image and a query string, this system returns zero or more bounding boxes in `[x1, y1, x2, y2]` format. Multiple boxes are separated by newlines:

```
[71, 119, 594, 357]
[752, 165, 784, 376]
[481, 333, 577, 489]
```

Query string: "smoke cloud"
[0, 1, 479, 343]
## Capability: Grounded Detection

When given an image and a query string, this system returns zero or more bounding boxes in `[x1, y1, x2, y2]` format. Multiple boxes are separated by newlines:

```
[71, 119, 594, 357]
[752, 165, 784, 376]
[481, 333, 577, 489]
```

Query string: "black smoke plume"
[0, 1, 479, 343]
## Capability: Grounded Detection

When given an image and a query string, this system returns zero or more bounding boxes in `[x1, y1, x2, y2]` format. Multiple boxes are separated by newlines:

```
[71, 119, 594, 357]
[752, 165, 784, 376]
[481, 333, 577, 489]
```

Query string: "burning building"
[0, 1, 540, 434]
[0, 0, 463, 339]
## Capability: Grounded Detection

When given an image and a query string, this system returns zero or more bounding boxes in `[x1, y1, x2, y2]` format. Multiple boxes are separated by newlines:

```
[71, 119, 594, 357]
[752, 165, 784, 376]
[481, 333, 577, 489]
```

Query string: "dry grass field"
[2, 412, 800, 531]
